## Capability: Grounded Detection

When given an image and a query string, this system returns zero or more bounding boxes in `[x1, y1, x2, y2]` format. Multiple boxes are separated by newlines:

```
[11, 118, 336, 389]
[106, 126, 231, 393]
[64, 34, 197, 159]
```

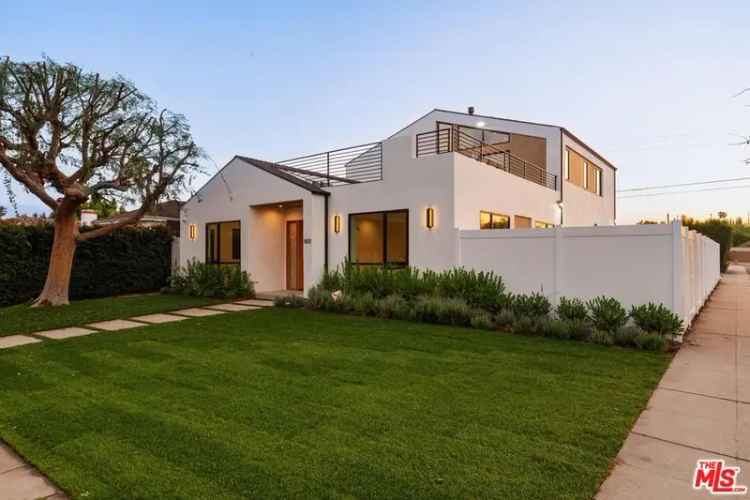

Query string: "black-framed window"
[206, 220, 241, 265]
[480, 211, 510, 230]
[349, 209, 408, 266]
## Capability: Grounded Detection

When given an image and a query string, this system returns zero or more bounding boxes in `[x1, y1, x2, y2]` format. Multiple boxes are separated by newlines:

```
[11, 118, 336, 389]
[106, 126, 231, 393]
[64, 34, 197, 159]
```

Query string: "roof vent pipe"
[468, 106, 475, 115]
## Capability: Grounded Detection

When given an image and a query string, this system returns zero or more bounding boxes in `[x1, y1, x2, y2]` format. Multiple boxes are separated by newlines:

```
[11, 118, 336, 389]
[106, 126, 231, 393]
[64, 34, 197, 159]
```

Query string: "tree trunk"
[34, 201, 79, 307]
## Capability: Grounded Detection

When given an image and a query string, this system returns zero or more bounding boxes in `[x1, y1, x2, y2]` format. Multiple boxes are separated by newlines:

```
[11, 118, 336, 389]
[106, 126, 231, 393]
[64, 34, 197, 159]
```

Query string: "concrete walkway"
[598, 265, 750, 499]
[0, 296, 274, 500]
[0, 298, 274, 351]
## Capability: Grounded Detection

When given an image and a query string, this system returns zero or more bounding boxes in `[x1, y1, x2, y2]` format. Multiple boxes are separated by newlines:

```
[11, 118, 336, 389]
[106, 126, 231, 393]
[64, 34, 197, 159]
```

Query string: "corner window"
[349, 210, 408, 266]
[206, 221, 241, 265]
[480, 211, 510, 229]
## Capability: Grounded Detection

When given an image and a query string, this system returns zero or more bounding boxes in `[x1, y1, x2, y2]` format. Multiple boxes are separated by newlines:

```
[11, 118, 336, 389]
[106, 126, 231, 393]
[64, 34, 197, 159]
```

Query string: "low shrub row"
[320, 264, 508, 312]
[280, 265, 684, 352]
[279, 292, 682, 353]
[165, 259, 254, 299]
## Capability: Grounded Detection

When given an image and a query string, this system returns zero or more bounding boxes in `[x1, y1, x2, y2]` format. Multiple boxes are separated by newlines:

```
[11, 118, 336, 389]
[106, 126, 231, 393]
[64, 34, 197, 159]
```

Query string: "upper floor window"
[480, 211, 510, 229]
[583, 161, 589, 190]
[535, 221, 554, 229]
[565, 147, 603, 196]
[349, 210, 408, 266]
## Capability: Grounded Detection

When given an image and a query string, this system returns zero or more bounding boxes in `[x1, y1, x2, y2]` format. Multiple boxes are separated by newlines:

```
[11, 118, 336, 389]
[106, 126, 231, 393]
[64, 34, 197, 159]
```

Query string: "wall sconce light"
[426, 207, 435, 229]
[188, 224, 198, 240]
[334, 214, 341, 234]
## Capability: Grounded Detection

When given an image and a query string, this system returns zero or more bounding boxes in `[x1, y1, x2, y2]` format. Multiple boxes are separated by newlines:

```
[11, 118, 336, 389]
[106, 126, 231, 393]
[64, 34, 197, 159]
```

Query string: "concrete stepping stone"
[35, 327, 96, 340]
[206, 303, 254, 312]
[0, 335, 42, 350]
[130, 313, 187, 324]
[0, 443, 64, 500]
[0, 466, 59, 500]
[87, 319, 146, 331]
[172, 308, 225, 317]
[235, 299, 274, 307]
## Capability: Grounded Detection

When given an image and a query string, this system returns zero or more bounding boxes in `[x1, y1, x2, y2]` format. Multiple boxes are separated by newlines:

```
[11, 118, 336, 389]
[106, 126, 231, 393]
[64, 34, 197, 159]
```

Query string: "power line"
[618, 176, 750, 193]
[619, 184, 750, 199]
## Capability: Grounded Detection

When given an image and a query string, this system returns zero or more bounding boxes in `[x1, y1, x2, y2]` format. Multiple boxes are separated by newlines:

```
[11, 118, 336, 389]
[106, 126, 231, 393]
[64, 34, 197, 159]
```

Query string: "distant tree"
[0, 205, 5, 218]
[718, 211, 728, 220]
[80, 192, 119, 218]
[0, 57, 203, 306]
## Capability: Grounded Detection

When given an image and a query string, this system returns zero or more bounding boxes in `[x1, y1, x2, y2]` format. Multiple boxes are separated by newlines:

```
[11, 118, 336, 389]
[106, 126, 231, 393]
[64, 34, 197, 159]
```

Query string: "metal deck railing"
[278, 141, 383, 186]
[416, 128, 558, 191]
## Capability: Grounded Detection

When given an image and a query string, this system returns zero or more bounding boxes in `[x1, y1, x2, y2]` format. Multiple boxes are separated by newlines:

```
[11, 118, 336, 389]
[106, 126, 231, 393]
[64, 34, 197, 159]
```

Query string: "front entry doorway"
[286, 220, 304, 290]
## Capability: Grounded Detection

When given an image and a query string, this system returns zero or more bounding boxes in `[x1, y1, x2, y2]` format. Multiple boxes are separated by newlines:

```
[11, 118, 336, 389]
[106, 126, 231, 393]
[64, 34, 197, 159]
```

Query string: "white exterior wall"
[179, 110, 621, 294]
[452, 153, 561, 228]
[458, 222, 719, 327]
[326, 135, 458, 272]
[561, 133, 616, 226]
[179, 158, 326, 293]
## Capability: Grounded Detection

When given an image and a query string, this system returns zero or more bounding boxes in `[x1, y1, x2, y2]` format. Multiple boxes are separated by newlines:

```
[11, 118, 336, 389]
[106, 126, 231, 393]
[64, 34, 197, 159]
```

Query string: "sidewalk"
[597, 265, 750, 499]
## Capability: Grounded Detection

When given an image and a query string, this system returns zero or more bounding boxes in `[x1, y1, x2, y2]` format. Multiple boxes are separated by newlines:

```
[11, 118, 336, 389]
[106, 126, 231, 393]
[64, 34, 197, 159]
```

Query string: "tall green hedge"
[0, 224, 172, 306]
[685, 219, 734, 272]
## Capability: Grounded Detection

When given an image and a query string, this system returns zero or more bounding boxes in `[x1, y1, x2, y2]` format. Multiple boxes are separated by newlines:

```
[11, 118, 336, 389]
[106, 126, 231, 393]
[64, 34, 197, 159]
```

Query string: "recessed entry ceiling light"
[476, 121, 486, 128]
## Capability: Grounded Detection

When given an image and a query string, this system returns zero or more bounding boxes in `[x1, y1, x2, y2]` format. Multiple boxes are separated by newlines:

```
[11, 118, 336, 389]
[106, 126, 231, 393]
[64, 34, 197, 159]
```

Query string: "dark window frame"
[348, 209, 409, 267]
[205, 220, 241, 265]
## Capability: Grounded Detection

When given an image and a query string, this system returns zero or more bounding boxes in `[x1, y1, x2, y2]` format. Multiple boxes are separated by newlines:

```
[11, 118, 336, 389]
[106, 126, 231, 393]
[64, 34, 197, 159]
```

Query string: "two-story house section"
[180, 108, 617, 294]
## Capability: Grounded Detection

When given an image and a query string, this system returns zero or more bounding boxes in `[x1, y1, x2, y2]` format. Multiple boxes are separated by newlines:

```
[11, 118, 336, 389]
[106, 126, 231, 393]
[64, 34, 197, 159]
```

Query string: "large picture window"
[349, 210, 408, 266]
[206, 220, 241, 265]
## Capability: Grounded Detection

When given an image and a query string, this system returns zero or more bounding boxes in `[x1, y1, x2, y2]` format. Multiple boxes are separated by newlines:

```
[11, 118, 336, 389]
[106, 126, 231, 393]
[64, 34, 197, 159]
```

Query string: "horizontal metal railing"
[415, 128, 558, 191]
[278, 141, 383, 186]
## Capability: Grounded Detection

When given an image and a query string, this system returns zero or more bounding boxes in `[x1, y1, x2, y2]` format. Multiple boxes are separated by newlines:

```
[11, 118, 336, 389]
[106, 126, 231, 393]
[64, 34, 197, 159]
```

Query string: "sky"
[2, 0, 749, 224]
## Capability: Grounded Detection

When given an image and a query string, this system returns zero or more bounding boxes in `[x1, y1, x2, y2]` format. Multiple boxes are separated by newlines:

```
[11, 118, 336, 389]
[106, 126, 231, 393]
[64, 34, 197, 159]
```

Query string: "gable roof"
[236, 156, 330, 195]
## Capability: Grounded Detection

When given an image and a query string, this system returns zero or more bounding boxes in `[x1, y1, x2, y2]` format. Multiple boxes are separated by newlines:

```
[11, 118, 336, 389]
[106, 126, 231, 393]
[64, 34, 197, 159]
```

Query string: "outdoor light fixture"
[476, 121, 486, 128]
[334, 214, 341, 233]
[426, 207, 435, 229]
[188, 224, 198, 240]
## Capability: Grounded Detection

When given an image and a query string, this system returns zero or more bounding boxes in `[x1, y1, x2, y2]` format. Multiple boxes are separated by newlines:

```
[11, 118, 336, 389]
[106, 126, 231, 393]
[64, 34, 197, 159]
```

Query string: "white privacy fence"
[457, 221, 720, 327]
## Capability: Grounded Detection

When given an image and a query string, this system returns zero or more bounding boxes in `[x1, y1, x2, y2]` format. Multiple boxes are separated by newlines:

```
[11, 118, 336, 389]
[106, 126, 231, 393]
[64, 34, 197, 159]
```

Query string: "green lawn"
[0, 294, 222, 336]
[0, 309, 670, 499]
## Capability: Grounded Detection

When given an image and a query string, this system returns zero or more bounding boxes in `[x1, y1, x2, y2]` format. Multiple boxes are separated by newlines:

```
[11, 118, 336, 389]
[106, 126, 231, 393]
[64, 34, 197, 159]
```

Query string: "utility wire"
[619, 184, 750, 199]
[618, 176, 750, 193]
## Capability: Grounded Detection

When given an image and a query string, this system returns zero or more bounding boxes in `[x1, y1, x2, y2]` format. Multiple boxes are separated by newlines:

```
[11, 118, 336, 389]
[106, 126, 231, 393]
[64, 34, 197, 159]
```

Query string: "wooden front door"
[286, 220, 304, 290]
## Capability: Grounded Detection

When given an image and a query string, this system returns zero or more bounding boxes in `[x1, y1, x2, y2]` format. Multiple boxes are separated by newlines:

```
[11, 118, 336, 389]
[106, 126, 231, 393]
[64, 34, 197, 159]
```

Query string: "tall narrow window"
[231, 228, 241, 260]
[206, 221, 241, 265]
[583, 161, 589, 190]
[595, 168, 602, 196]
[349, 210, 408, 266]
[564, 150, 570, 180]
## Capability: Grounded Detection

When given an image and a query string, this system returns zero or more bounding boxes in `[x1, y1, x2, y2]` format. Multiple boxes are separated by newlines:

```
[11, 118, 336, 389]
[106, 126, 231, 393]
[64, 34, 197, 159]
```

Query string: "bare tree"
[0, 57, 203, 305]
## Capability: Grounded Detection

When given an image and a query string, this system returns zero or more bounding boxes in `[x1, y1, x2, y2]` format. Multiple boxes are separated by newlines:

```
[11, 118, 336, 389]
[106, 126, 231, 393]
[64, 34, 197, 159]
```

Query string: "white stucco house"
[180, 108, 617, 295]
